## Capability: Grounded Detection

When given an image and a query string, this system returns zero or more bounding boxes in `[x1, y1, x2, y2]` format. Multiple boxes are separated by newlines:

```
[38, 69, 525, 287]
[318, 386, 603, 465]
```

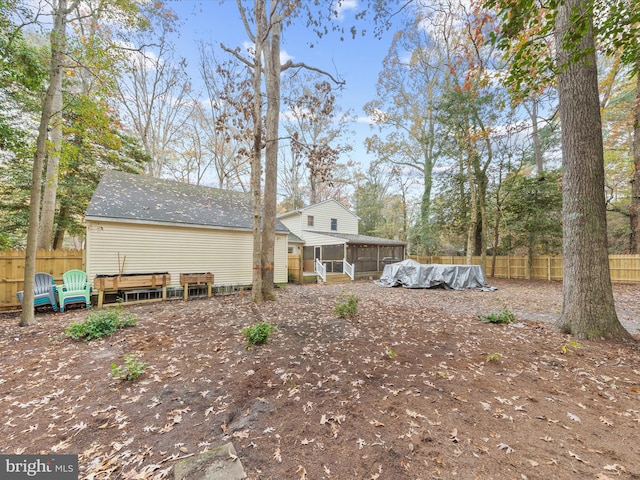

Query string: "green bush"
[479, 308, 515, 324]
[111, 353, 148, 381]
[66, 305, 137, 341]
[334, 291, 359, 319]
[242, 322, 276, 347]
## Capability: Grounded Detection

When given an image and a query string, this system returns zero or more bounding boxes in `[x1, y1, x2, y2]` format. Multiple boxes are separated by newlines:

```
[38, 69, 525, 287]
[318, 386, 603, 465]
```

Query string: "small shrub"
[66, 305, 137, 341]
[486, 353, 501, 362]
[334, 291, 359, 319]
[242, 322, 276, 347]
[479, 308, 514, 324]
[111, 353, 148, 381]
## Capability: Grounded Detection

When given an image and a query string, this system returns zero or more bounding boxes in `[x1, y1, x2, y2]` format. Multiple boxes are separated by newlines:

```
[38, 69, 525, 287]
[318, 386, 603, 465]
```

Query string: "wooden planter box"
[180, 272, 214, 285]
[181, 272, 214, 300]
[94, 272, 171, 291]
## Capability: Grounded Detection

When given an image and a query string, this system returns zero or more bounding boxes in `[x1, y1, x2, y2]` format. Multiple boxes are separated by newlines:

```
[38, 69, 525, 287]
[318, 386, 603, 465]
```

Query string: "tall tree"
[553, 0, 629, 339]
[631, 63, 640, 252]
[116, 21, 191, 178]
[224, 0, 345, 301]
[485, 0, 633, 339]
[365, 13, 449, 255]
[20, 0, 80, 326]
[283, 77, 354, 204]
[0, 1, 46, 249]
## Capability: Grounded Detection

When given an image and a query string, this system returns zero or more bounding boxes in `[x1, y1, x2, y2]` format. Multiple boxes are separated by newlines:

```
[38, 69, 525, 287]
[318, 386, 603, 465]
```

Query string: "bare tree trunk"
[38, 80, 63, 249]
[20, 0, 74, 326]
[630, 60, 640, 253]
[526, 96, 544, 174]
[261, 6, 281, 300]
[465, 154, 477, 266]
[309, 174, 318, 205]
[250, 0, 265, 303]
[553, 0, 631, 340]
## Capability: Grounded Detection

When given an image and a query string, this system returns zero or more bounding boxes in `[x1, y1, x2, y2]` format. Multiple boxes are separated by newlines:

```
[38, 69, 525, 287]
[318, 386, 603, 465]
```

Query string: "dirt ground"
[1, 278, 640, 480]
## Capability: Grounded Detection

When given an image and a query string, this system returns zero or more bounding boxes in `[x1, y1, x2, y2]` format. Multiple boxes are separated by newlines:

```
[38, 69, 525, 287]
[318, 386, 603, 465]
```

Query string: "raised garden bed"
[94, 273, 171, 307]
[181, 272, 214, 300]
[94, 272, 171, 290]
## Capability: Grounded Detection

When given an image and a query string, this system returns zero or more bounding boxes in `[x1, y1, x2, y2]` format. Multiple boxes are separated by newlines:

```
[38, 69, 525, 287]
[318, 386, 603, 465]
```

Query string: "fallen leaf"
[567, 412, 581, 423]
[599, 416, 613, 426]
[497, 443, 515, 454]
[273, 447, 282, 462]
[569, 451, 588, 463]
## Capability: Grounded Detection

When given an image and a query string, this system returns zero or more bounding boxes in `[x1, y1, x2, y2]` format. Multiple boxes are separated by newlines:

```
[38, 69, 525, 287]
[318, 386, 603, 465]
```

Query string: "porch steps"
[323, 273, 352, 285]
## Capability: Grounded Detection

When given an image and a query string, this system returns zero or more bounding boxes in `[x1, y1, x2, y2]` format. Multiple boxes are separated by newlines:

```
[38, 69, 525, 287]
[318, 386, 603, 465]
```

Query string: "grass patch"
[479, 308, 515, 324]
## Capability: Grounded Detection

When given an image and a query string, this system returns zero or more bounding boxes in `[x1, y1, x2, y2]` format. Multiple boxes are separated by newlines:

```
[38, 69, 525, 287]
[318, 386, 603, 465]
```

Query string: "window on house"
[307, 215, 314, 227]
[331, 218, 338, 231]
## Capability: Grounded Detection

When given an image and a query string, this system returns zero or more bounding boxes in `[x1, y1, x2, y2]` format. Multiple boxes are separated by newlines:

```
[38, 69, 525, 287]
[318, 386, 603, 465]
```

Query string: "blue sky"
[167, 0, 398, 169]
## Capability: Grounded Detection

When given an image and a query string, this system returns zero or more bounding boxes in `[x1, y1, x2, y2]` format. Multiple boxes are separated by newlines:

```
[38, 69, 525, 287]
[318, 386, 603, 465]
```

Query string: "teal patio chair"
[58, 269, 92, 312]
[17, 272, 58, 312]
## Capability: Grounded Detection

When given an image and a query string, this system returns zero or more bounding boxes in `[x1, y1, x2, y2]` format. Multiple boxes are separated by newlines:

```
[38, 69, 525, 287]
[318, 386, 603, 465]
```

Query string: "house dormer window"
[307, 215, 314, 227]
[331, 218, 337, 231]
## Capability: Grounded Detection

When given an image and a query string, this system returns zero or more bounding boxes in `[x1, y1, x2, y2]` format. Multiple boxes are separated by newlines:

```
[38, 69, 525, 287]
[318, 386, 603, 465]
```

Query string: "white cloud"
[242, 41, 294, 65]
[333, 0, 358, 20]
[280, 49, 294, 64]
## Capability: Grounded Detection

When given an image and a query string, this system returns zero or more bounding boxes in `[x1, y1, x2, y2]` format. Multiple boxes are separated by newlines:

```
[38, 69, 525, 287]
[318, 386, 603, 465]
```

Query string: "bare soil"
[2, 278, 640, 480]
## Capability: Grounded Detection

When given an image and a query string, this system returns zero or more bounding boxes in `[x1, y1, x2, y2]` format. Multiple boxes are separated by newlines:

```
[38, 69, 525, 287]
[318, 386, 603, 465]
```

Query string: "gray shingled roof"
[312, 231, 407, 246]
[86, 170, 289, 233]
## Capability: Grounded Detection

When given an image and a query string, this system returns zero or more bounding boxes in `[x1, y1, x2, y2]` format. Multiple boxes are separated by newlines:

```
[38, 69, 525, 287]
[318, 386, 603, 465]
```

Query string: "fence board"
[0, 249, 84, 311]
[407, 254, 640, 284]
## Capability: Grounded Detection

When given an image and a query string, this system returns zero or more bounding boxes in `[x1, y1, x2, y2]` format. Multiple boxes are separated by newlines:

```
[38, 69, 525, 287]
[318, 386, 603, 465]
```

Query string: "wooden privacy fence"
[0, 249, 84, 311]
[408, 254, 640, 284]
[288, 253, 303, 283]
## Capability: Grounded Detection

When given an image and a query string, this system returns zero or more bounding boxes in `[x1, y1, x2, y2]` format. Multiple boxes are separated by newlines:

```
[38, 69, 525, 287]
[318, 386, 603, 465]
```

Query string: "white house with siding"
[278, 199, 406, 278]
[85, 170, 289, 289]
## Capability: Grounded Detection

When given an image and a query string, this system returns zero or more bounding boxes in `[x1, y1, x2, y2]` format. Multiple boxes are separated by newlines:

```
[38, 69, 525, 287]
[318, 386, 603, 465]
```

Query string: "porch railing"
[343, 259, 354, 280]
[315, 258, 326, 283]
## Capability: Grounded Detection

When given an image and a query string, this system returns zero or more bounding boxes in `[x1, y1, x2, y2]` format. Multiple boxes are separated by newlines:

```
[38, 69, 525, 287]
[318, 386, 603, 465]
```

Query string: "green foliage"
[111, 353, 148, 381]
[479, 308, 515, 324]
[558, 340, 582, 354]
[241, 322, 276, 347]
[501, 169, 563, 255]
[334, 291, 359, 319]
[486, 353, 502, 362]
[385, 347, 398, 360]
[66, 305, 137, 341]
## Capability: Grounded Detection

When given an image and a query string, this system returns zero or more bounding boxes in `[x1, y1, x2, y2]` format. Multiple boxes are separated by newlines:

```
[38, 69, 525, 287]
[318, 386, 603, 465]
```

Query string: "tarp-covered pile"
[377, 259, 493, 290]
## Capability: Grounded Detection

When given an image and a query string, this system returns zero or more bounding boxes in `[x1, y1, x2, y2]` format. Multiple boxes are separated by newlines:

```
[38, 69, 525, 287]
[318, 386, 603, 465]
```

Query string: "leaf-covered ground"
[2, 278, 640, 480]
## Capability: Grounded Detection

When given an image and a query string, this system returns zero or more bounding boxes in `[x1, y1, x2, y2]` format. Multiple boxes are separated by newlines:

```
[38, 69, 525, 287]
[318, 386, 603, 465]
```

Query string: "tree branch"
[221, 43, 255, 69]
[280, 60, 345, 86]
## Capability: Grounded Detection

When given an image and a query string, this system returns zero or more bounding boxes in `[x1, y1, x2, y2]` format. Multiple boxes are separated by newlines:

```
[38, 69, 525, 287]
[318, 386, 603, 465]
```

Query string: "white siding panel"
[274, 234, 287, 282]
[303, 200, 358, 234]
[86, 221, 287, 286]
[301, 231, 347, 247]
[279, 214, 302, 237]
